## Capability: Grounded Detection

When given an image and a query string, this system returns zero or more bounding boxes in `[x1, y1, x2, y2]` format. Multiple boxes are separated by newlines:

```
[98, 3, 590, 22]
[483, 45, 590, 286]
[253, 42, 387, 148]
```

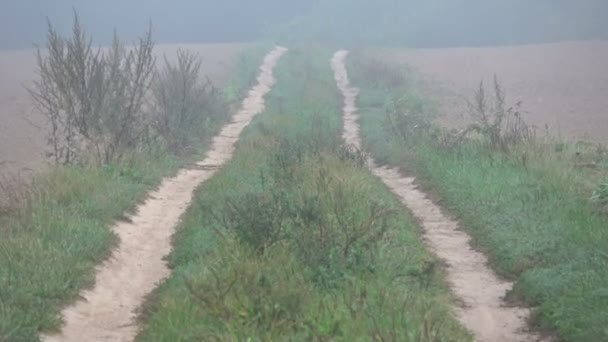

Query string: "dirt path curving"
[42, 46, 287, 342]
[331, 50, 543, 342]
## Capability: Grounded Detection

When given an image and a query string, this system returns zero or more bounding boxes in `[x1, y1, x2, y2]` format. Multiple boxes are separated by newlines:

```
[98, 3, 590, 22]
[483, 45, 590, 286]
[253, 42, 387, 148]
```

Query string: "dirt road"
[332, 50, 543, 342]
[42, 46, 287, 342]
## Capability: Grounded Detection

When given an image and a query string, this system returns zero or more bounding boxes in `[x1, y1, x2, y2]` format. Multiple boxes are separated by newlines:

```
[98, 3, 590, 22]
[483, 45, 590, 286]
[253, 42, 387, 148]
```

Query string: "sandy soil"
[379, 41, 608, 143]
[333, 50, 544, 342]
[42, 46, 287, 342]
[0, 43, 247, 179]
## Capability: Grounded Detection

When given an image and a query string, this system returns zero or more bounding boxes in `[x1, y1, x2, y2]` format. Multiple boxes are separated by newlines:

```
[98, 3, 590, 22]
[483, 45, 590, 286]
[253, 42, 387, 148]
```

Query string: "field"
[3, 33, 608, 341]
[379, 41, 608, 143]
[0, 43, 247, 178]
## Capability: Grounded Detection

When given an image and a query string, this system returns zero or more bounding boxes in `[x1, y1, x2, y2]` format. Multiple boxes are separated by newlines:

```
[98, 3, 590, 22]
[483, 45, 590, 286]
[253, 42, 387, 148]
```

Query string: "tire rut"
[42, 46, 288, 342]
[331, 50, 544, 342]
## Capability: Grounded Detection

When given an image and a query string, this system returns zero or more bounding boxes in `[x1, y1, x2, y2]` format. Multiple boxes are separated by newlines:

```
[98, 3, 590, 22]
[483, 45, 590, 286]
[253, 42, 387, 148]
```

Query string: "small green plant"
[287, 166, 395, 288]
[215, 190, 290, 254]
[592, 180, 608, 210]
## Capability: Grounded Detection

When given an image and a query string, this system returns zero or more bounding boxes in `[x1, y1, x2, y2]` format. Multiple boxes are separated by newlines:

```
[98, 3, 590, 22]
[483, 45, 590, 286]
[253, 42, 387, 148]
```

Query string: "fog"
[1, 0, 607, 48]
[0, 0, 314, 48]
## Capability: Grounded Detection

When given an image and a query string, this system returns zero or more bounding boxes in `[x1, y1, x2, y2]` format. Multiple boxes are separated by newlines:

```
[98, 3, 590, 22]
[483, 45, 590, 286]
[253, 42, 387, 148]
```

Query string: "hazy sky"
[1, 0, 607, 49]
[0, 0, 315, 48]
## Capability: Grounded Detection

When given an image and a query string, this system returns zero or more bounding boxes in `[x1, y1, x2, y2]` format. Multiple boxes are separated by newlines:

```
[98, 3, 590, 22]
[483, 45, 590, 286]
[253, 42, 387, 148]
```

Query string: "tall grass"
[137, 46, 470, 341]
[348, 51, 608, 341]
[0, 46, 264, 341]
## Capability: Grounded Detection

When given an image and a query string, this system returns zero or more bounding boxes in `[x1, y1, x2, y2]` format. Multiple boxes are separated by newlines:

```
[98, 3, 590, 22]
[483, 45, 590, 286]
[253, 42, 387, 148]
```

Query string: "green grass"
[137, 46, 470, 341]
[0, 48, 265, 342]
[348, 52, 608, 341]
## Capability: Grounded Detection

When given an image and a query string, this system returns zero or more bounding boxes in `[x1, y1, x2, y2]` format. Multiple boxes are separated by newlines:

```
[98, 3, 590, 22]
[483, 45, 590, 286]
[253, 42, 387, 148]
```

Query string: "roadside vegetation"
[0, 14, 264, 341]
[137, 47, 470, 341]
[348, 52, 608, 341]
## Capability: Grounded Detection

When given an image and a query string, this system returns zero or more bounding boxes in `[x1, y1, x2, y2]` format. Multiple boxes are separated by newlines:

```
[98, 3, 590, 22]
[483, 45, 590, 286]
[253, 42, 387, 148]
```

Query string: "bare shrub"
[462, 76, 535, 152]
[291, 170, 395, 288]
[97, 31, 155, 163]
[151, 49, 228, 154]
[28, 12, 155, 165]
[591, 180, 608, 212]
[214, 190, 290, 254]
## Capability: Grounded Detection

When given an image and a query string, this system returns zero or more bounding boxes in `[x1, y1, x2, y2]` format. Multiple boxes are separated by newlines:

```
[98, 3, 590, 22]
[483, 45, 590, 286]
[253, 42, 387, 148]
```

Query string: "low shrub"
[151, 49, 229, 154]
[29, 13, 155, 165]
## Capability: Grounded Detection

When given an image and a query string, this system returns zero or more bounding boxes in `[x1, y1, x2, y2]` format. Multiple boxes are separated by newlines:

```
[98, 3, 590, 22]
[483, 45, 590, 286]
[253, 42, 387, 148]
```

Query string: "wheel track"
[331, 50, 544, 342]
[42, 46, 288, 342]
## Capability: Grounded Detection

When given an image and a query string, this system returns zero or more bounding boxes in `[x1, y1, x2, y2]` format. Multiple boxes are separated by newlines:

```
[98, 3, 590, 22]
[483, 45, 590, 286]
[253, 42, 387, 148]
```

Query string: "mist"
[0, 0, 314, 48]
[278, 0, 608, 47]
[2, 0, 608, 49]
[2, 1, 608, 341]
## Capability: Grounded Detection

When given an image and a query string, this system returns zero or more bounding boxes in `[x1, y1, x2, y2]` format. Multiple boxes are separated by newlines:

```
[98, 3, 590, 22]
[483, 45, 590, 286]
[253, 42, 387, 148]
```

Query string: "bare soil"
[42, 46, 287, 342]
[333, 50, 544, 342]
[0, 43, 248, 179]
[378, 41, 608, 143]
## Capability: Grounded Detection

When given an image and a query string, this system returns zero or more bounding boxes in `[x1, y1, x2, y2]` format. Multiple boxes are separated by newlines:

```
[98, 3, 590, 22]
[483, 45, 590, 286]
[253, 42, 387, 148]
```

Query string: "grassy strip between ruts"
[347, 52, 608, 341]
[0, 47, 266, 342]
[137, 46, 470, 341]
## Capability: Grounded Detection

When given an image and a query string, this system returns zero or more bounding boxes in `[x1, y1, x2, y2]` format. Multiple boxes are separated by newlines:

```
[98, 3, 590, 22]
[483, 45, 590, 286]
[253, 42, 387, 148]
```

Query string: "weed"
[337, 144, 368, 167]
[290, 167, 394, 288]
[461, 76, 536, 152]
[217, 190, 290, 254]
